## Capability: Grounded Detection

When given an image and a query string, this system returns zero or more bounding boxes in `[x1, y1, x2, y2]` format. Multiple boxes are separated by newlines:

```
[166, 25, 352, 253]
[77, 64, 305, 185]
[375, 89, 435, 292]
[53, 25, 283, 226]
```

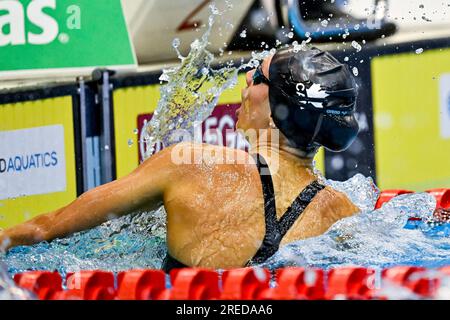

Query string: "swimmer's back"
[161, 143, 360, 269]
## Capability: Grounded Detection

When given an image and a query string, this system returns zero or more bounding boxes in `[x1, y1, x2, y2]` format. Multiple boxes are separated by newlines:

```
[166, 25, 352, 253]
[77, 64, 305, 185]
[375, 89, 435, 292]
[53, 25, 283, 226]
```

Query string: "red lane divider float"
[326, 267, 376, 300]
[375, 189, 414, 210]
[50, 289, 85, 300]
[426, 189, 450, 209]
[14, 271, 62, 300]
[12, 266, 450, 300]
[117, 270, 167, 300]
[375, 189, 450, 223]
[221, 268, 271, 300]
[375, 189, 450, 211]
[170, 269, 220, 300]
[382, 266, 440, 298]
[64, 271, 116, 300]
[264, 268, 325, 300]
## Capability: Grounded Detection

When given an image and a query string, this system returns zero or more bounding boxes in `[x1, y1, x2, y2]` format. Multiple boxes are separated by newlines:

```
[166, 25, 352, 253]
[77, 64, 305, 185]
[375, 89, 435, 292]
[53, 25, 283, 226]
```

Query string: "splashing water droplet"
[342, 29, 350, 39]
[304, 269, 318, 286]
[127, 139, 134, 147]
[344, 56, 349, 62]
[159, 73, 170, 82]
[321, 20, 329, 27]
[225, 0, 233, 10]
[416, 48, 424, 54]
[253, 267, 268, 282]
[172, 38, 180, 49]
[292, 38, 310, 53]
[351, 41, 362, 52]
[240, 30, 247, 38]
[209, 3, 220, 15]
[352, 67, 359, 76]
[287, 32, 294, 39]
[0, 264, 35, 300]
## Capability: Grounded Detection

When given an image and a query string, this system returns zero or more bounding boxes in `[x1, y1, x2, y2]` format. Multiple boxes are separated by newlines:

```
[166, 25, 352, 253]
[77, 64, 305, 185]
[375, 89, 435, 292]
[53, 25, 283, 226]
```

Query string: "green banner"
[0, 0, 136, 77]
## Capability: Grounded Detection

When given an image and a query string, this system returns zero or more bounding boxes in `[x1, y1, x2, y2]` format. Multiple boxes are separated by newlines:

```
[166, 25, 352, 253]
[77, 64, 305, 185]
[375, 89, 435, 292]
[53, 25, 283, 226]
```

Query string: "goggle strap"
[325, 88, 357, 97]
[309, 113, 325, 145]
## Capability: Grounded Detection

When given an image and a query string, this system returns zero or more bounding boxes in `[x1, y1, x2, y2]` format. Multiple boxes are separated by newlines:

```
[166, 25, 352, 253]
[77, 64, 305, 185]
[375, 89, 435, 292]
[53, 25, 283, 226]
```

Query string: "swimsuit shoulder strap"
[278, 180, 325, 238]
[247, 153, 325, 266]
[249, 153, 280, 265]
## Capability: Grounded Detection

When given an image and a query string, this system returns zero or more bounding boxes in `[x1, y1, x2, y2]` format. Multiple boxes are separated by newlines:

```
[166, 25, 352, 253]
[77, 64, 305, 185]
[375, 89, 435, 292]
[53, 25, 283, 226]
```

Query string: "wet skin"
[0, 57, 360, 269]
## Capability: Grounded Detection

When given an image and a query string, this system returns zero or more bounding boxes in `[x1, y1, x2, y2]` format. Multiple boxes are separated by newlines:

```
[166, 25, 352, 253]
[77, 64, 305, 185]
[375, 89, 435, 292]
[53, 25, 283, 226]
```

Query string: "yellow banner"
[0, 96, 77, 229]
[372, 48, 450, 191]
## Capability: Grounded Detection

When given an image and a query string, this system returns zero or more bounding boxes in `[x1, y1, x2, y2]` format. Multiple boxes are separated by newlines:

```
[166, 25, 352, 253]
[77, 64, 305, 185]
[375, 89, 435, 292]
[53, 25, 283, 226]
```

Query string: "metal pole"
[96, 70, 116, 184]
[77, 77, 90, 192]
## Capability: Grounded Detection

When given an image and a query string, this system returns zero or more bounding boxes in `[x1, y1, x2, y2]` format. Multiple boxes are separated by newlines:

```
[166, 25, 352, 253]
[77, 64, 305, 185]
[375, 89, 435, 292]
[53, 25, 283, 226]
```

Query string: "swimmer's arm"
[0, 146, 178, 252]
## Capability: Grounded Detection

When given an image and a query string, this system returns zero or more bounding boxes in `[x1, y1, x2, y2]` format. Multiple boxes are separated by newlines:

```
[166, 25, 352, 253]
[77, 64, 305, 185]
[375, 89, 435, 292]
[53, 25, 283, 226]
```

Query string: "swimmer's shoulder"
[314, 185, 360, 219]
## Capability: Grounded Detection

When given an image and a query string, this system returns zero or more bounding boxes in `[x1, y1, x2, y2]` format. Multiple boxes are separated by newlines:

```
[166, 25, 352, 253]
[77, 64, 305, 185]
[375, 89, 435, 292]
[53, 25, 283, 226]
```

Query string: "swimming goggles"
[252, 62, 270, 86]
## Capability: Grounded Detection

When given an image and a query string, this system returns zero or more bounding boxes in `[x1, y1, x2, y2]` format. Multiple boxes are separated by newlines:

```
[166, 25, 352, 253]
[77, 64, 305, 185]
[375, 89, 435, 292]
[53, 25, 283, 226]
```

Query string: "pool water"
[261, 174, 450, 270]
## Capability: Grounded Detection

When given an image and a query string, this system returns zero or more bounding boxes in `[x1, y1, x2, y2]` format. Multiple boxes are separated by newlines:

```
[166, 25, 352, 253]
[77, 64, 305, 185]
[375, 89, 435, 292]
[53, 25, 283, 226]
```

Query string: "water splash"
[0, 263, 35, 300]
[259, 177, 450, 271]
[2, 207, 167, 277]
[324, 173, 380, 212]
[2, 173, 450, 279]
[139, 4, 269, 159]
[140, 12, 237, 158]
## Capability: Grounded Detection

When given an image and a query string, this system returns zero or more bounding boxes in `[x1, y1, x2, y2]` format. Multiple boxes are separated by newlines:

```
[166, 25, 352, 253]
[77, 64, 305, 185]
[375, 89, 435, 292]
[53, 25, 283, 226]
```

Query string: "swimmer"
[0, 47, 361, 271]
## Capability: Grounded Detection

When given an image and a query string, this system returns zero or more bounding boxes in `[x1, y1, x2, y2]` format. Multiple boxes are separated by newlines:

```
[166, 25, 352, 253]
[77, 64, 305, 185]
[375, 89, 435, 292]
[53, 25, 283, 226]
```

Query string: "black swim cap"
[268, 47, 359, 156]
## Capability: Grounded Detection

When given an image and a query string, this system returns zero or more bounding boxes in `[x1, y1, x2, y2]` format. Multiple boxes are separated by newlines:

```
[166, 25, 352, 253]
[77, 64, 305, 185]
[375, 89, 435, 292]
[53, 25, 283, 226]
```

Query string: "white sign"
[440, 74, 450, 139]
[0, 125, 67, 200]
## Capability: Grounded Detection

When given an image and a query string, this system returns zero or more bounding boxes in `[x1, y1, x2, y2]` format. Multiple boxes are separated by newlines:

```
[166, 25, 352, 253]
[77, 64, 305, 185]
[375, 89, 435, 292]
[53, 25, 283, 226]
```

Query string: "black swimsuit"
[161, 153, 325, 273]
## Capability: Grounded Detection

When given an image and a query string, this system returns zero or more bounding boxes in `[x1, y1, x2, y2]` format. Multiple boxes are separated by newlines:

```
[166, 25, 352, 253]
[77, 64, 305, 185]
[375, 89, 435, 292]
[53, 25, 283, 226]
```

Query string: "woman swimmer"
[0, 47, 362, 272]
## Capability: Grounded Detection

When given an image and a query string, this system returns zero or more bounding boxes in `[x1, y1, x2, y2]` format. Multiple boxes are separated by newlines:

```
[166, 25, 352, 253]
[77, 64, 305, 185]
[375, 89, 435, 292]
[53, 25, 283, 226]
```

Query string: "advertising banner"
[0, 0, 136, 79]
[372, 47, 450, 191]
[0, 96, 78, 229]
[136, 104, 249, 163]
[0, 125, 66, 200]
